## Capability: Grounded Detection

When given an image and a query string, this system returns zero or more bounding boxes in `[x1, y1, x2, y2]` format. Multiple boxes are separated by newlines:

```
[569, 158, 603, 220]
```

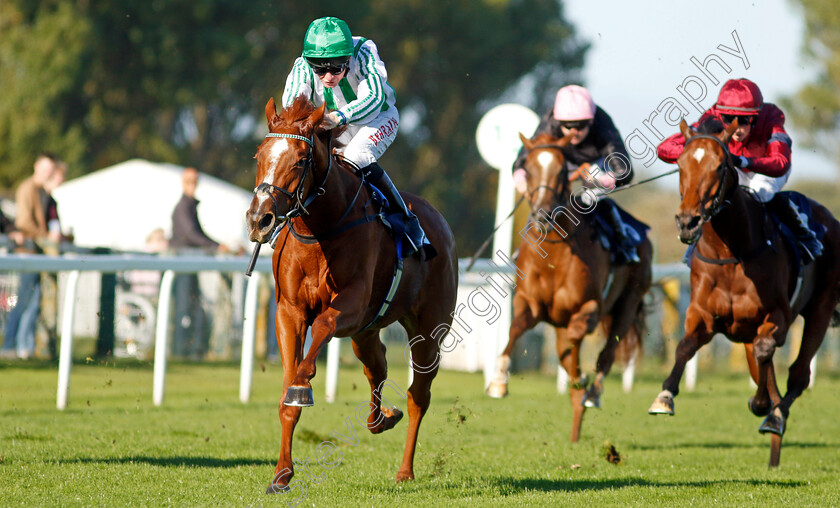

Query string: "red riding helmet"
[714, 78, 763, 116]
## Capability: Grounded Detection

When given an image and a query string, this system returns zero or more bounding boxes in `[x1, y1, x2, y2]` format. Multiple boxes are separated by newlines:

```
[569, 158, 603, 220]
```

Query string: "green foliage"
[1, 363, 839, 505]
[0, 0, 587, 252]
[782, 0, 840, 168]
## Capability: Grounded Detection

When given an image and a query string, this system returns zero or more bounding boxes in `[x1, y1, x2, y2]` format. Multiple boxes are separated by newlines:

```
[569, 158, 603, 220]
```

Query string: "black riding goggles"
[720, 113, 756, 126]
[310, 62, 348, 76]
[558, 120, 591, 131]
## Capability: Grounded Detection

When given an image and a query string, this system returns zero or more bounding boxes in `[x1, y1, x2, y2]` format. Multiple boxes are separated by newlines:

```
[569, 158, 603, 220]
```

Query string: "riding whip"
[465, 195, 525, 272]
[245, 242, 261, 277]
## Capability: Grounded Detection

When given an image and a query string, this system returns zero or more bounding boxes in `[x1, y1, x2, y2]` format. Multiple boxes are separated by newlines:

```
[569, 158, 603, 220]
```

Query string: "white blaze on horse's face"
[264, 138, 290, 186]
[534, 151, 556, 204]
[692, 147, 705, 164]
[254, 138, 290, 208]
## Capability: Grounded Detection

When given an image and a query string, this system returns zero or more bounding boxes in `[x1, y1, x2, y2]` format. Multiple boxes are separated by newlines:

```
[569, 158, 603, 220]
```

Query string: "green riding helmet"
[302, 17, 353, 63]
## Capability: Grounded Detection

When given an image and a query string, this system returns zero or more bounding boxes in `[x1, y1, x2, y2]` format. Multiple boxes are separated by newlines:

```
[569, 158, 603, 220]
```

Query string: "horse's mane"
[697, 117, 725, 135]
[269, 95, 347, 148]
[531, 132, 559, 145]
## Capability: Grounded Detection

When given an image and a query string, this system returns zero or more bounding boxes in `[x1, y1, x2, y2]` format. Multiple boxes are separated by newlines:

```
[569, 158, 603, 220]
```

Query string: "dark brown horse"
[245, 96, 458, 492]
[648, 119, 840, 466]
[486, 132, 652, 442]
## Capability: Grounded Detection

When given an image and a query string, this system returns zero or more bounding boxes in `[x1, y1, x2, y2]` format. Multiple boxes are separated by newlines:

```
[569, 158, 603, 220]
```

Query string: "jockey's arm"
[741, 130, 791, 178]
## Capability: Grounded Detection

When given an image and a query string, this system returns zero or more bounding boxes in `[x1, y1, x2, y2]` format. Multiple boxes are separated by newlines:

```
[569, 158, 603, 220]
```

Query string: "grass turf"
[1, 360, 838, 507]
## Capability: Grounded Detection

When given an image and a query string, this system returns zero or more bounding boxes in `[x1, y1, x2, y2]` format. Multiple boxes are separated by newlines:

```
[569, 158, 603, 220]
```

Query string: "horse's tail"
[831, 303, 840, 328]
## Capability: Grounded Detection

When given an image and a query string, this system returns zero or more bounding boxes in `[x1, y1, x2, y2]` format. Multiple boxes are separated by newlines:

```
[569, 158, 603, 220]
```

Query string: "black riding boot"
[768, 194, 823, 264]
[603, 200, 639, 264]
[362, 162, 436, 260]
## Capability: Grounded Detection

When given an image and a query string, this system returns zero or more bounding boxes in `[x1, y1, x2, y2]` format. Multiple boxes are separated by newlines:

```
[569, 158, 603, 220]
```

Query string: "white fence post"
[153, 270, 175, 406]
[56, 270, 80, 410]
[325, 338, 341, 403]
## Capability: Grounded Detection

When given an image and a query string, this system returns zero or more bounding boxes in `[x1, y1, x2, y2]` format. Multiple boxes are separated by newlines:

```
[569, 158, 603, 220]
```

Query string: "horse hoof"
[284, 386, 314, 407]
[582, 386, 601, 408]
[648, 391, 674, 415]
[371, 407, 404, 434]
[486, 382, 508, 399]
[395, 471, 415, 483]
[758, 408, 786, 436]
[748, 396, 771, 417]
[265, 483, 290, 494]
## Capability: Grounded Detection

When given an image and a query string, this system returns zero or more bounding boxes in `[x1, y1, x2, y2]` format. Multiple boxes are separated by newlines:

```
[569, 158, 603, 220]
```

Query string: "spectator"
[169, 167, 229, 360]
[1, 153, 59, 359]
[0, 201, 25, 247]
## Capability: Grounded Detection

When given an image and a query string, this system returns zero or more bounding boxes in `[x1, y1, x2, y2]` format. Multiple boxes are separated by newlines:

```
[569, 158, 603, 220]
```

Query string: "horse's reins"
[465, 144, 568, 271]
[683, 133, 775, 265]
[246, 132, 340, 275]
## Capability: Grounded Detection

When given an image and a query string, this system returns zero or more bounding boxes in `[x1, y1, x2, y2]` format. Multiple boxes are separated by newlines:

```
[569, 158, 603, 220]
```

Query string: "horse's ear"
[309, 102, 328, 134]
[679, 118, 694, 140]
[265, 98, 277, 125]
[519, 132, 533, 150]
[721, 118, 739, 143]
[557, 131, 574, 147]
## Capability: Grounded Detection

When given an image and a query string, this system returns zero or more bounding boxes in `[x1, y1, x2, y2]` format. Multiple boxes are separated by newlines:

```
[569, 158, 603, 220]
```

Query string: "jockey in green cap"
[282, 16, 434, 259]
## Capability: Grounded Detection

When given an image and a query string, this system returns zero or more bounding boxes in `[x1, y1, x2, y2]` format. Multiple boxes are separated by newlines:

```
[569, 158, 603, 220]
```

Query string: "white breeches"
[335, 107, 400, 168]
[737, 169, 789, 203]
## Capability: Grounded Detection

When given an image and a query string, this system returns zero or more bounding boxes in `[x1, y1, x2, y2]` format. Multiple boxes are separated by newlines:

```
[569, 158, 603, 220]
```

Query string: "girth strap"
[360, 258, 404, 332]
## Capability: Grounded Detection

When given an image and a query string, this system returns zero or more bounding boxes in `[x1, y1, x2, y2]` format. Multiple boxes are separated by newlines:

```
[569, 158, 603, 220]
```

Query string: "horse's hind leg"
[781, 294, 834, 413]
[351, 329, 403, 434]
[487, 292, 537, 398]
[584, 297, 642, 409]
[396, 314, 445, 483]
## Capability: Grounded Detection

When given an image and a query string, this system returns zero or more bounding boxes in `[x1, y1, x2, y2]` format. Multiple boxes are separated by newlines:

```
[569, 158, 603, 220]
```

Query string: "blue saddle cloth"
[592, 199, 650, 264]
[774, 191, 826, 266]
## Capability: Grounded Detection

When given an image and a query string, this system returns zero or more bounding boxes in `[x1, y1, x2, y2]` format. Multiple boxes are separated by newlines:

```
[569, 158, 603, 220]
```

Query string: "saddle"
[592, 202, 650, 264]
[772, 191, 826, 267]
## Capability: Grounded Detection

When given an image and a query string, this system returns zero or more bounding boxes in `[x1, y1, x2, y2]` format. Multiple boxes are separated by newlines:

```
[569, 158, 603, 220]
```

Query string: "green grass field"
[1, 360, 838, 507]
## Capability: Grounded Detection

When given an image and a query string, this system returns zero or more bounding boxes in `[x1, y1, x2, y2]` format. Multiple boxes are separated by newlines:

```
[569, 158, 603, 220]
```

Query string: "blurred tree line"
[783, 0, 840, 169]
[0, 0, 588, 252]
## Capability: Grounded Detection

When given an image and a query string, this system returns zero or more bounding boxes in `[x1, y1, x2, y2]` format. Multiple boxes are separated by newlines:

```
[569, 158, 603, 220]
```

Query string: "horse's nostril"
[260, 213, 274, 230]
[686, 216, 701, 230]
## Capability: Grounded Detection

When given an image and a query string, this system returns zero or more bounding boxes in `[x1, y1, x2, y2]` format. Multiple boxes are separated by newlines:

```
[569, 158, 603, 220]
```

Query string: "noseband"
[684, 134, 736, 221]
[255, 133, 333, 223]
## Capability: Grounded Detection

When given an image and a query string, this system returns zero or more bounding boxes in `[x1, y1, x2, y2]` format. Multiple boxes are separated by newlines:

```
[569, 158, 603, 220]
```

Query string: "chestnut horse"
[486, 132, 652, 442]
[648, 119, 840, 466]
[246, 96, 458, 492]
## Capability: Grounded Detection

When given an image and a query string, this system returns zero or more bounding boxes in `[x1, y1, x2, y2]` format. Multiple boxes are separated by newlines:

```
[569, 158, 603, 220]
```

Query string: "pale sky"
[563, 0, 835, 183]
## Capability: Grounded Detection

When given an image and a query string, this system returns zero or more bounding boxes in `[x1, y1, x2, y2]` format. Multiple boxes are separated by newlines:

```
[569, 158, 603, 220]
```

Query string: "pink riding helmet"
[553, 85, 596, 121]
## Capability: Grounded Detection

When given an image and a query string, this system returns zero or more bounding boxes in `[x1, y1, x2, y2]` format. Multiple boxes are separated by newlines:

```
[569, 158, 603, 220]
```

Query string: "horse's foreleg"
[268, 307, 307, 493]
[750, 315, 786, 420]
[560, 299, 600, 442]
[649, 309, 712, 415]
[351, 330, 403, 434]
[487, 293, 536, 398]
[285, 307, 343, 407]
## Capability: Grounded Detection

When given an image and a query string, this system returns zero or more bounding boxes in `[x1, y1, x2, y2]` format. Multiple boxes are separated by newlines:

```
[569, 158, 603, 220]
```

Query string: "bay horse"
[486, 132, 652, 442]
[648, 118, 840, 467]
[245, 96, 458, 492]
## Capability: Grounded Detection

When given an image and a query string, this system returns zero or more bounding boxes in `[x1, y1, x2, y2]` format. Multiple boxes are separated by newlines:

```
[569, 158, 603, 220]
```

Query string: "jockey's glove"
[734, 155, 750, 169]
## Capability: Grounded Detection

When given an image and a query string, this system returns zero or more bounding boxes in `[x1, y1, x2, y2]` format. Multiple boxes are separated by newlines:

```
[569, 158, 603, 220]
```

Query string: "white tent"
[52, 159, 252, 252]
